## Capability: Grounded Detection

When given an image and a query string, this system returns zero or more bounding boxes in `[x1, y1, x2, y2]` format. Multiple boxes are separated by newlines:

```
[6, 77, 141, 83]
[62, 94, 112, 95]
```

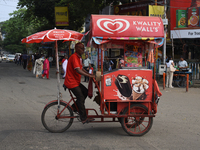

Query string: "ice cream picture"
[115, 74, 132, 98]
[132, 76, 149, 100]
[114, 74, 149, 101]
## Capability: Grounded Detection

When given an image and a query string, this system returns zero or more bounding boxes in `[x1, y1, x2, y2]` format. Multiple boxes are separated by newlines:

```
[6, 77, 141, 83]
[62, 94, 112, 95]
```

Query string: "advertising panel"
[103, 70, 152, 101]
[55, 7, 69, 26]
[124, 43, 142, 67]
[187, 7, 199, 27]
[170, 0, 191, 30]
[148, 5, 164, 18]
[176, 10, 187, 28]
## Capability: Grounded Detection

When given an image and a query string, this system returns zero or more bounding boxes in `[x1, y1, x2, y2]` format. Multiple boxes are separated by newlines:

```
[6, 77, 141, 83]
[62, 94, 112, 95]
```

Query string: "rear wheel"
[121, 104, 153, 136]
[41, 101, 74, 133]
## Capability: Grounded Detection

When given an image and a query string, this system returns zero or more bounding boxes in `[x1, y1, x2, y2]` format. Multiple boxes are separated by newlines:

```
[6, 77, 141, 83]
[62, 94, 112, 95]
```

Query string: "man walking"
[22, 53, 28, 69]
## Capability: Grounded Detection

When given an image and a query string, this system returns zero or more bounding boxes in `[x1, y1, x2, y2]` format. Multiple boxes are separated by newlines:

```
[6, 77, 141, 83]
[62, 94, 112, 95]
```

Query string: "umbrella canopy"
[21, 28, 84, 43]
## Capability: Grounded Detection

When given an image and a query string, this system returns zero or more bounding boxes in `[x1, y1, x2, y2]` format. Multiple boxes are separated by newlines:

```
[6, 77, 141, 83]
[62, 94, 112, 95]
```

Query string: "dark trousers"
[83, 67, 89, 82]
[70, 83, 88, 121]
[23, 60, 27, 69]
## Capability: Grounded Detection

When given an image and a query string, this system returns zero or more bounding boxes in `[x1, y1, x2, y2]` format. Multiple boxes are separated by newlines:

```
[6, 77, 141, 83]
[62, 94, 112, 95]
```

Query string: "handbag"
[169, 65, 176, 72]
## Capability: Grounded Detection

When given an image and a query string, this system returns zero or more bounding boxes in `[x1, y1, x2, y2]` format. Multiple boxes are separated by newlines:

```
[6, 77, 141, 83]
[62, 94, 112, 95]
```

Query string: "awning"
[90, 15, 164, 40]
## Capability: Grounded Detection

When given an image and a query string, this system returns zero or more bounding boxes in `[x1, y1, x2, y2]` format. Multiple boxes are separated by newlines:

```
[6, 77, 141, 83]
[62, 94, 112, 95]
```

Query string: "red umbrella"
[21, 28, 84, 43]
[21, 28, 84, 103]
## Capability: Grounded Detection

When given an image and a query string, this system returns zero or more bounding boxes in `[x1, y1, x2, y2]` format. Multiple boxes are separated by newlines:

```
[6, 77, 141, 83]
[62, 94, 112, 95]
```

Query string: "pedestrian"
[33, 56, 45, 78]
[83, 54, 91, 82]
[63, 42, 95, 124]
[178, 56, 188, 72]
[61, 55, 68, 76]
[42, 56, 50, 79]
[108, 59, 114, 71]
[103, 56, 109, 72]
[62, 55, 68, 79]
[22, 53, 28, 69]
[89, 63, 94, 74]
[32, 54, 35, 67]
[17, 55, 20, 65]
[27, 56, 33, 72]
[166, 56, 175, 88]
[49, 55, 53, 68]
[19, 54, 22, 65]
[119, 55, 124, 69]
[178, 56, 189, 86]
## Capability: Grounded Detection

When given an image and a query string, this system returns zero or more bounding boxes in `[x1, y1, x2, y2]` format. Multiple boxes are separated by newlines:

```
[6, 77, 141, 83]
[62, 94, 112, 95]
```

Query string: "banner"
[91, 15, 164, 38]
[55, 7, 69, 26]
[148, 5, 164, 19]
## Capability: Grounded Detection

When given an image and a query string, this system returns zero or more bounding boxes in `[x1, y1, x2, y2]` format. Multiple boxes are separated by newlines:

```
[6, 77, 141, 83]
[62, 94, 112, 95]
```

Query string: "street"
[0, 61, 200, 150]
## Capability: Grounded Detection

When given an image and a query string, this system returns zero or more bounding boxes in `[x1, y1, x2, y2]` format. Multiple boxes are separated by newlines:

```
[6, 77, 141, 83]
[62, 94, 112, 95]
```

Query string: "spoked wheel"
[41, 101, 74, 133]
[121, 104, 153, 136]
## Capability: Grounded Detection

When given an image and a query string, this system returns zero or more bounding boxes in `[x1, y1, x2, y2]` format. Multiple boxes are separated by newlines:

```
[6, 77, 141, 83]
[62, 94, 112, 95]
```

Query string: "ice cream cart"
[41, 15, 163, 136]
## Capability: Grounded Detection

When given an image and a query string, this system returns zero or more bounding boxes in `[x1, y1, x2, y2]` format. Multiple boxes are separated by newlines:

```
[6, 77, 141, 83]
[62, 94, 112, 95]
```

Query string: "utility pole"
[163, 0, 167, 64]
[172, 34, 174, 60]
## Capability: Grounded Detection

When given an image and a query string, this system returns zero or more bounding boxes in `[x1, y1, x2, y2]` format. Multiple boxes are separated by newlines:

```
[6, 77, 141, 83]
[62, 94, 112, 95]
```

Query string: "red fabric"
[89, 67, 93, 74]
[62, 58, 65, 64]
[42, 72, 49, 79]
[64, 53, 82, 89]
[43, 59, 50, 71]
[42, 59, 50, 79]
[88, 78, 93, 99]
[154, 80, 162, 97]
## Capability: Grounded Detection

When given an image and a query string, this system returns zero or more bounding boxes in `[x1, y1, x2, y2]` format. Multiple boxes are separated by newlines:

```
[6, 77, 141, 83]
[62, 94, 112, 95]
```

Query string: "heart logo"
[97, 18, 130, 34]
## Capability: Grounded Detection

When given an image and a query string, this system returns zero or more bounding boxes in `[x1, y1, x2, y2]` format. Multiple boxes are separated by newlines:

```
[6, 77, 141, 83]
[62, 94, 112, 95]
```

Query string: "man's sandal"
[82, 118, 95, 124]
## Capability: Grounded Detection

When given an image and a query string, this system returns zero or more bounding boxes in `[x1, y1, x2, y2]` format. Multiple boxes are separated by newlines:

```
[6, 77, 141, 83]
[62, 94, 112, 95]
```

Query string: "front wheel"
[41, 101, 74, 133]
[121, 104, 153, 136]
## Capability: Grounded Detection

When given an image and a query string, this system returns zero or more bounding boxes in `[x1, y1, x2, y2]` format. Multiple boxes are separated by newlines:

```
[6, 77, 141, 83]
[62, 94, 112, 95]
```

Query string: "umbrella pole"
[55, 40, 61, 108]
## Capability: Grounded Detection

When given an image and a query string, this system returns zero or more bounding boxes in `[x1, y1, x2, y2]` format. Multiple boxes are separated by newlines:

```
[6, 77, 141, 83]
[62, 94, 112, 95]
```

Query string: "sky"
[0, 0, 19, 22]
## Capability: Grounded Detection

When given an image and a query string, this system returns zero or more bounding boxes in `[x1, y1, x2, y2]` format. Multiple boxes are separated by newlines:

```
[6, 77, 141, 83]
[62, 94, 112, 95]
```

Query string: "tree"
[17, 0, 129, 31]
[1, 8, 50, 53]
[1, 9, 28, 53]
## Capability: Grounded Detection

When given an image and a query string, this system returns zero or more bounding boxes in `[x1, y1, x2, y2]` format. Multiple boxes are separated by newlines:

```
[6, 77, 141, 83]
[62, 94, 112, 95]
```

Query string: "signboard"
[171, 29, 200, 38]
[91, 15, 164, 38]
[148, 5, 164, 18]
[55, 7, 69, 26]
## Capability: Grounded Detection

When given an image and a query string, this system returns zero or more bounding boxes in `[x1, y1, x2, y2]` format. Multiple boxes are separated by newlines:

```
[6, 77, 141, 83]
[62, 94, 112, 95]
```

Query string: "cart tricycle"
[41, 15, 164, 136]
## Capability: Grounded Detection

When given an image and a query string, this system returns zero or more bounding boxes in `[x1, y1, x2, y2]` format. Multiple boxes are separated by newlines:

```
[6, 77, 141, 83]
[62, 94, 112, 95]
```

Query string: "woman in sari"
[27, 56, 33, 71]
[42, 56, 50, 79]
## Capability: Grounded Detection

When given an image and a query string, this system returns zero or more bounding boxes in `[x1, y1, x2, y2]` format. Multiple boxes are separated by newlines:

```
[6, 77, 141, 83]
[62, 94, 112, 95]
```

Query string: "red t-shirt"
[64, 53, 82, 89]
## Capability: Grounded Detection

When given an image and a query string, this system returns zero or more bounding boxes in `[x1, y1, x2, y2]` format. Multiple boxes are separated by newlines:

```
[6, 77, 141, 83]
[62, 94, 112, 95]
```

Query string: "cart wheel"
[121, 104, 153, 136]
[41, 101, 74, 133]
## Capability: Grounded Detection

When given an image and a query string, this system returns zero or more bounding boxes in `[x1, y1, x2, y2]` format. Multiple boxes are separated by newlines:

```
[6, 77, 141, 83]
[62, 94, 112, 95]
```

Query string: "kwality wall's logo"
[96, 18, 162, 34]
[97, 18, 130, 34]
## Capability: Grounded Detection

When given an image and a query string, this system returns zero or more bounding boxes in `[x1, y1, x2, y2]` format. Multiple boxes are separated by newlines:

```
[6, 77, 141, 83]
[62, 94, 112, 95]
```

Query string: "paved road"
[0, 61, 200, 150]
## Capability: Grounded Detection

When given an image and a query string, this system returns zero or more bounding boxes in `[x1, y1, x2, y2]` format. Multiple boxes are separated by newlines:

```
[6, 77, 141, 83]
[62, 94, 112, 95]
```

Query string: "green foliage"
[1, 9, 28, 53]
[17, 0, 125, 31]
